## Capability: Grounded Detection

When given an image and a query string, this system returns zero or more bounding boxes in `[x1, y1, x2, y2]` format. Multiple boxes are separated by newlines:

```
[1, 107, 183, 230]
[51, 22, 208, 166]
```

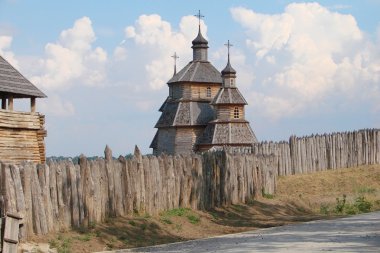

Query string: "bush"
[320, 204, 329, 215]
[335, 194, 347, 214]
[354, 196, 372, 213]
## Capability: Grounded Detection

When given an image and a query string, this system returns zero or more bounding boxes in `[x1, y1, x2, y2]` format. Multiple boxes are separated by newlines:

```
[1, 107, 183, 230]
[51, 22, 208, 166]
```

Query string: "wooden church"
[0, 55, 47, 164]
[150, 20, 257, 155]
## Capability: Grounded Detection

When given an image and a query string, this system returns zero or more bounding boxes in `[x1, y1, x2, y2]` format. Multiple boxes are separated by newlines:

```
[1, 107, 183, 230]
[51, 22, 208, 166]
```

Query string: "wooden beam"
[2, 97, 6, 109]
[31, 97, 36, 113]
[8, 96, 13, 111]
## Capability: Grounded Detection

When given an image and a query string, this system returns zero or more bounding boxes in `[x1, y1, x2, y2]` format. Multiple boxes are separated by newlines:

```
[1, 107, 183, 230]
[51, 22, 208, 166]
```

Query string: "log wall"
[0, 109, 46, 164]
[0, 148, 276, 238]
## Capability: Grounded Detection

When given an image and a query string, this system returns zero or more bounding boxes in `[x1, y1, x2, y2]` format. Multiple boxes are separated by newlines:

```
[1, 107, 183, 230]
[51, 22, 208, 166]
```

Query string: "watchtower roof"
[0, 55, 46, 98]
[168, 61, 222, 84]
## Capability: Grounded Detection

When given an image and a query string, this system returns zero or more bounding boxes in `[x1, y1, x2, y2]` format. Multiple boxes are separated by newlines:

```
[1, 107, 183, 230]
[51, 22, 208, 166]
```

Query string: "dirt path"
[109, 211, 380, 253]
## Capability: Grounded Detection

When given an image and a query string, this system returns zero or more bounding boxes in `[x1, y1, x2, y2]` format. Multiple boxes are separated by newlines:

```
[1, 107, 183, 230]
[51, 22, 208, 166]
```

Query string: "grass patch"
[49, 236, 72, 253]
[160, 208, 201, 225]
[160, 216, 173, 224]
[164, 208, 190, 217]
[319, 195, 373, 215]
[73, 233, 92, 242]
[262, 188, 275, 199]
[186, 214, 200, 224]
[357, 186, 377, 194]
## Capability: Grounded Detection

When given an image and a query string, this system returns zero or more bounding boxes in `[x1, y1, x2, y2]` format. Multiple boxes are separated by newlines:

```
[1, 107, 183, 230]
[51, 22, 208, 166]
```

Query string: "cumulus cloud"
[125, 14, 207, 90]
[38, 95, 75, 117]
[30, 17, 108, 91]
[0, 35, 19, 68]
[231, 3, 380, 120]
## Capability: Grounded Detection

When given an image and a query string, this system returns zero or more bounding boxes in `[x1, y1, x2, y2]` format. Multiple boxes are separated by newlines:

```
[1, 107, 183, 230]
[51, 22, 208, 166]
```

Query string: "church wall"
[172, 85, 184, 99]
[175, 127, 196, 154]
[216, 105, 231, 120]
[156, 128, 176, 155]
[190, 84, 219, 100]
[182, 84, 191, 100]
[192, 127, 205, 147]
[229, 105, 244, 119]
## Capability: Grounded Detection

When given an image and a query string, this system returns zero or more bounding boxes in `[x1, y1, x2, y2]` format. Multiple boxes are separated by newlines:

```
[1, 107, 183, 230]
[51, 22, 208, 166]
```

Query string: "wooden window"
[234, 107, 239, 119]
[206, 87, 211, 97]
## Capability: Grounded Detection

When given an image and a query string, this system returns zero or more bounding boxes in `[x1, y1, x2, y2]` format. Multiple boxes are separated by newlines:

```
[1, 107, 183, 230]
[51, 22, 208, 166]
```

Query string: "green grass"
[49, 236, 72, 253]
[74, 233, 92, 242]
[164, 208, 190, 217]
[262, 188, 275, 199]
[319, 195, 373, 215]
[186, 214, 200, 224]
[160, 216, 173, 224]
[357, 186, 377, 194]
[160, 208, 201, 225]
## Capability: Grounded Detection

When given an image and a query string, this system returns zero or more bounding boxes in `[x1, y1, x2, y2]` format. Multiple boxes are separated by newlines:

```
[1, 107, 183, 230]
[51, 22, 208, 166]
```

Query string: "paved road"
[104, 211, 380, 253]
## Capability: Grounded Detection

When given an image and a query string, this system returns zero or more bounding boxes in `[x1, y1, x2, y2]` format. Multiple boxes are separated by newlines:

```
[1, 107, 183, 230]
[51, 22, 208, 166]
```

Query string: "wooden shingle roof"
[212, 88, 247, 105]
[0, 55, 46, 98]
[168, 61, 222, 84]
[155, 101, 214, 128]
[198, 122, 257, 145]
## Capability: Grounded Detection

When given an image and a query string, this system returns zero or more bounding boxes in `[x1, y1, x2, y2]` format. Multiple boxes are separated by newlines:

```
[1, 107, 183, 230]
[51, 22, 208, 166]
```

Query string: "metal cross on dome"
[224, 40, 233, 61]
[171, 52, 179, 75]
[194, 10, 204, 27]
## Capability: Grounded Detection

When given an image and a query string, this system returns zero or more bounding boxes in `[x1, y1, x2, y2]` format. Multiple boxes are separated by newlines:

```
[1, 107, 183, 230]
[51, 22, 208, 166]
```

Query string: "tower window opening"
[206, 87, 211, 97]
[234, 107, 239, 119]
[230, 79, 234, 86]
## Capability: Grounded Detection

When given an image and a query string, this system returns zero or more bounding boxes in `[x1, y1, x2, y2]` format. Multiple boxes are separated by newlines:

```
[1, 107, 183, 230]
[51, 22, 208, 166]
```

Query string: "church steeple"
[192, 10, 208, 62]
[221, 40, 236, 88]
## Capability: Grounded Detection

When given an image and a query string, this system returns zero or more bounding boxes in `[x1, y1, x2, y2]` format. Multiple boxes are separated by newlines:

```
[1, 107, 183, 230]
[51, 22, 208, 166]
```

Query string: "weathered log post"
[133, 145, 145, 213]
[104, 145, 116, 217]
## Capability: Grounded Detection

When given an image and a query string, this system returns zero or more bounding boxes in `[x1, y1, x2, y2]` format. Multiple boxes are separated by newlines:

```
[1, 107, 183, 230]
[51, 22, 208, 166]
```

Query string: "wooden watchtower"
[0, 55, 47, 164]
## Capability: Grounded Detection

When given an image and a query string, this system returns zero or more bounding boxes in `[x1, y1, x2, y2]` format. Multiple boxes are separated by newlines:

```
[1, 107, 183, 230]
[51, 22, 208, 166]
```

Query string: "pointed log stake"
[104, 145, 112, 161]
[134, 145, 142, 164]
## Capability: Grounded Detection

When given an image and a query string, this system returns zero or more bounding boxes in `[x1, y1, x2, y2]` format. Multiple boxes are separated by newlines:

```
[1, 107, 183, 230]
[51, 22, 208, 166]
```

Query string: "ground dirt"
[22, 165, 380, 253]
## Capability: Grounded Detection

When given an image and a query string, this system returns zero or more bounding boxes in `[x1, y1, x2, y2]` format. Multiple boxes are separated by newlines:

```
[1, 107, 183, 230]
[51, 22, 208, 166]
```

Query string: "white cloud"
[113, 46, 127, 61]
[231, 3, 380, 120]
[0, 35, 19, 68]
[38, 95, 75, 117]
[125, 14, 207, 90]
[30, 17, 108, 91]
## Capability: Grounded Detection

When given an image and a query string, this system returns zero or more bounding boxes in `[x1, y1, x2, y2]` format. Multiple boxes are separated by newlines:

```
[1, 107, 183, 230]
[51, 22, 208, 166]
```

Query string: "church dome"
[221, 60, 236, 75]
[192, 29, 208, 47]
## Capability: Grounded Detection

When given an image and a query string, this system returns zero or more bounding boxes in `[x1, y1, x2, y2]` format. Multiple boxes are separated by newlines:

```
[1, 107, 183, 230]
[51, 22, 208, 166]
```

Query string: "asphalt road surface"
[105, 211, 380, 253]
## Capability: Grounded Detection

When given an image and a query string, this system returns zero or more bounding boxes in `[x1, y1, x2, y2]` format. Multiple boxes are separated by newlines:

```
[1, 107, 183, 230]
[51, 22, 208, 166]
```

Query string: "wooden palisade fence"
[252, 128, 380, 176]
[1, 128, 379, 238]
[0, 147, 276, 238]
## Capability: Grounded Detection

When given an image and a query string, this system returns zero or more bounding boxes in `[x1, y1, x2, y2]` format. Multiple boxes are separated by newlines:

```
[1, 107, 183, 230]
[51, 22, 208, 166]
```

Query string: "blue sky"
[0, 0, 379, 157]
